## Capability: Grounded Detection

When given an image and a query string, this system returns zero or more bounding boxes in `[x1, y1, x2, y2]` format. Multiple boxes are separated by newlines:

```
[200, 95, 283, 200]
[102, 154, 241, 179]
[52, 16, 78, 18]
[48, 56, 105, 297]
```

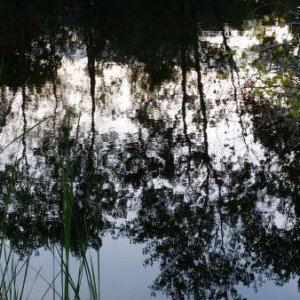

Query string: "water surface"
[1, 1, 300, 299]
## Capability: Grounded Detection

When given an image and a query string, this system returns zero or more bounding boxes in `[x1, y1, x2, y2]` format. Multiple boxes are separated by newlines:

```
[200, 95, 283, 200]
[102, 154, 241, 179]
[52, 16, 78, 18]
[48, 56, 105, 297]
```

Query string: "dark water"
[1, 0, 300, 299]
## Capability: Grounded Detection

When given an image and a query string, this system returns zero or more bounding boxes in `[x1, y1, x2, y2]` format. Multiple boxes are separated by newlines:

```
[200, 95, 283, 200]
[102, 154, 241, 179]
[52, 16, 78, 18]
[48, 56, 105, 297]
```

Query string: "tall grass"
[0, 241, 30, 300]
[0, 151, 32, 299]
[57, 108, 100, 300]
[0, 111, 101, 299]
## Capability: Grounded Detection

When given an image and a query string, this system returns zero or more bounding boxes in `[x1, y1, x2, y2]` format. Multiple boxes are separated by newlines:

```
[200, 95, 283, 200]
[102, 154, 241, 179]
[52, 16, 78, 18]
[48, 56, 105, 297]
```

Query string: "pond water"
[1, 1, 300, 299]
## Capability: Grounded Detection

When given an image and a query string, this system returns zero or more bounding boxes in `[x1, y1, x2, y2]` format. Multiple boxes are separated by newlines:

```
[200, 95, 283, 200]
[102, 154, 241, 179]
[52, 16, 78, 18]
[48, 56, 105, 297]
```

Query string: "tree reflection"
[0, 0, 300, 299]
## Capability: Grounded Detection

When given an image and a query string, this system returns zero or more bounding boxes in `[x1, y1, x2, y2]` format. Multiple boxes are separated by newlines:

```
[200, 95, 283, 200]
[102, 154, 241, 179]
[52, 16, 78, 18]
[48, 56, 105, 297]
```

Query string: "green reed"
[0, 242, 30, 300]
[0, 112, 100, 299]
